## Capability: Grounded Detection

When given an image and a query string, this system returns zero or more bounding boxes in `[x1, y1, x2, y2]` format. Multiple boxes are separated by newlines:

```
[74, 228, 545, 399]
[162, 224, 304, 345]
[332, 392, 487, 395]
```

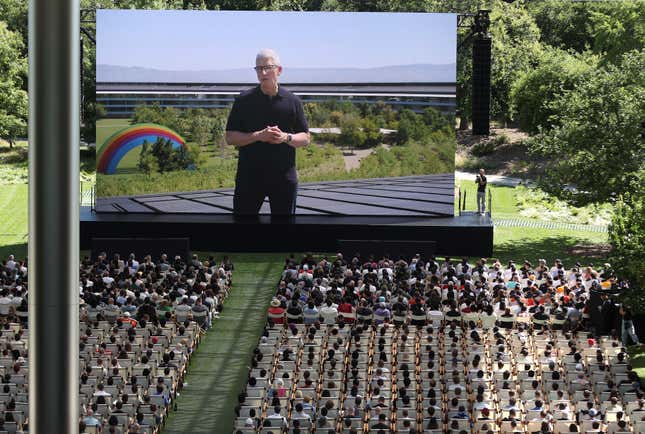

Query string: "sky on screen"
[97, 10, 456, 71]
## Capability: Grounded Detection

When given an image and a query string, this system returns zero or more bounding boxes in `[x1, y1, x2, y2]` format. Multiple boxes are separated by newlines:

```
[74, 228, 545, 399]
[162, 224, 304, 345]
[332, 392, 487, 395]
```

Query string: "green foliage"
[471, 140, 496, 157]
[489, 0, 543, 124]
[527, 1, 644, 64]
[0, 21, 27, 148]
[589, 1, 645, 65]
[190, 114, 214, 146]
[137, 140, 158, 175]
[186, 142, 204, 168]
[210, 109, 228, 151]
[529, 49, 644, 205]
[493, 134, 508, 146]
[132, 103, 163, 125]
[130, 104, 230, 152]
[304, 102, 332, 127]
[97, 162, 237, 197]
[338, 114, 366, 149]
[351, 140, 455, 179]
[0, 0, 26, 52]
[361, 118, 382, 148]
[515, 185, 612, 226]
[158, 106, 182, 133]
[510, 48, 598, 134]
[528, 0, 596, 53]
[137, 135, 203, 175]
[422, 107, 452, 134]
[396, 110, 430, 145]
[151, 137, 174, 173]
[0, 147, 27, 184]
[609, 173, 645, 312]
[296, 142, 346, 181]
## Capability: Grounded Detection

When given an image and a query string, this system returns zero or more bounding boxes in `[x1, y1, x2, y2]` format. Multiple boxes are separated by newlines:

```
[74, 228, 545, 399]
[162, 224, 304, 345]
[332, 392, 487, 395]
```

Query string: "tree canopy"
[529, 49, 644, 205]
[0, 20, 27, 148]
[510, 47, 598, 134]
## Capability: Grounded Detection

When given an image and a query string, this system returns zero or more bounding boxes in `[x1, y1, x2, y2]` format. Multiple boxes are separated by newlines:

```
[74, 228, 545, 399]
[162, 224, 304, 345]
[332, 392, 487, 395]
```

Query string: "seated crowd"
[0, 252, 233, 434]
[236, 254, 640, 434]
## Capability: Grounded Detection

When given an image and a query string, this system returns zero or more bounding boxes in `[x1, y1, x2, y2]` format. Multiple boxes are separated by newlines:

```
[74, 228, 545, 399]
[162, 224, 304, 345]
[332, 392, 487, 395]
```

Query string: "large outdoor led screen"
[95, 10, 457, 217]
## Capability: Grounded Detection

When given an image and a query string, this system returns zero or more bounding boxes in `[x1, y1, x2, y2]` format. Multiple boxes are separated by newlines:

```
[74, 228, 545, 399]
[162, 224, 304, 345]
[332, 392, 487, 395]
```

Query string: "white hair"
[256, 48, 281, 66]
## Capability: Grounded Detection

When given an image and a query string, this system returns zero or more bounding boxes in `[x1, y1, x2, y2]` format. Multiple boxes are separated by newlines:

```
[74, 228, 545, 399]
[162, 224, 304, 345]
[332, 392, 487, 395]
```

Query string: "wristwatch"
[286, 134, 292, 144]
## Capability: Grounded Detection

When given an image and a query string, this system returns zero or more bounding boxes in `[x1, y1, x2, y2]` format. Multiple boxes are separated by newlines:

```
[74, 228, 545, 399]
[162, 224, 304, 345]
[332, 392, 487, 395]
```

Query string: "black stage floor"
[85, 174, 492, 256]
[95, 174, 455, 217]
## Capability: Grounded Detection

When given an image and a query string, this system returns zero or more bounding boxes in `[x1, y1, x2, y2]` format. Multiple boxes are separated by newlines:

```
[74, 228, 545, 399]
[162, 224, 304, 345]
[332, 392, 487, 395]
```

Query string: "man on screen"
[225, 48, 310, 217]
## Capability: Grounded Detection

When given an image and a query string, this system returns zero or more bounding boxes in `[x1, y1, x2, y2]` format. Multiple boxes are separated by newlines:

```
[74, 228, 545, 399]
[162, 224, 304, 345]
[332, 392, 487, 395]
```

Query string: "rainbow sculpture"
[97, 124, 186, 174]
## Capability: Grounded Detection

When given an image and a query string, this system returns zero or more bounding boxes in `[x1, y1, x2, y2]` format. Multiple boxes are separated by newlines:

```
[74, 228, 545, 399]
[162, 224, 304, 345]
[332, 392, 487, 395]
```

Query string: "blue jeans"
[622, 320, 639, 346]
[477, 191, 486, 214]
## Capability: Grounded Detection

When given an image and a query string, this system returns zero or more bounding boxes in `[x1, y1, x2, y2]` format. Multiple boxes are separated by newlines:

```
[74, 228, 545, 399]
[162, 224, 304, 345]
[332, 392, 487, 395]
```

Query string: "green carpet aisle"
[162, 253, 286, 434]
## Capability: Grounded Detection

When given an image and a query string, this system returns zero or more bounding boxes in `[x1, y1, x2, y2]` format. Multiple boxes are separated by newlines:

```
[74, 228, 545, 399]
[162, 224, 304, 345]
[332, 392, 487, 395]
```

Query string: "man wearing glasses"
[226, 48, 310, 217]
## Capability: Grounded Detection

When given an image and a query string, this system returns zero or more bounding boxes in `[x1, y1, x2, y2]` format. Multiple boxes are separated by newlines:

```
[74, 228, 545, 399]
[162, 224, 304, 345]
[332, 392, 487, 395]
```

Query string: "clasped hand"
[259, 125, 288, 144]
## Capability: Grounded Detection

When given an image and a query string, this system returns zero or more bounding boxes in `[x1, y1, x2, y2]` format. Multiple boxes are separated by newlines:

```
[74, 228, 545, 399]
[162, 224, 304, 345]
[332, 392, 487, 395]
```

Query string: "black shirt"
[226, 85, 308, 182]
[476, 174, 487, 192]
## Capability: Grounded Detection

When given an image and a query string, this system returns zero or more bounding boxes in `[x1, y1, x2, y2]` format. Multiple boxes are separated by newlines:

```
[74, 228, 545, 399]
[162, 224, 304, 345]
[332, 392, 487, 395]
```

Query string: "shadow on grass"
[627, 345, 645, 388]
[0, 243, 27, 260]
[80, 148, 96, 173]
[493, 235, 610, 265]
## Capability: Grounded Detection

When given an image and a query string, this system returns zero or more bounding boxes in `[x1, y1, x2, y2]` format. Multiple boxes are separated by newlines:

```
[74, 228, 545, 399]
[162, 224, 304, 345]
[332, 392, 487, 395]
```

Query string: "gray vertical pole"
[28, 0, 80, 433]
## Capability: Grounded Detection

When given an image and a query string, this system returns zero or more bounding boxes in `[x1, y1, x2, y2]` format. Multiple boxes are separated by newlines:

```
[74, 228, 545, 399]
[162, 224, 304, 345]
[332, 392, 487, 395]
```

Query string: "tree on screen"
[339, 114, 366, 152]
[190, 114, 213, 147]
[138, 140, 158, 176]
[361, 118, 382, 148]
[151, 137, 174, 173]
[210, 111, 228, 154]
[422, 107, 452, 134]
[396, 110, 429, 146]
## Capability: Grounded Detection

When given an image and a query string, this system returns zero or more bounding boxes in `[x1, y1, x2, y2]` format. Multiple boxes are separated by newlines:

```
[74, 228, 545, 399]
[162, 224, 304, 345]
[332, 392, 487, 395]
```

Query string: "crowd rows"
[236, 254, 641, 434]
[0, 252, 234, 434]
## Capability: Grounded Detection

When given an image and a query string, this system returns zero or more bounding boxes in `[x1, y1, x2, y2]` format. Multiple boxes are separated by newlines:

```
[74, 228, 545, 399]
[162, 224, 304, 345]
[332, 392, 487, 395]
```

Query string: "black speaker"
[472, 35, 491, 136]
[91, 237, 190, 262]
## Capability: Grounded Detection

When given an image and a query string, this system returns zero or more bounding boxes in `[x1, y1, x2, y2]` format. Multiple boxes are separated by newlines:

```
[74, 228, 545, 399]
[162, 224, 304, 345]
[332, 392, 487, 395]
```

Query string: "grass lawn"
[0, 184, 28, 259]
[455, 180, 609, 264]
[493, 226, 607, 264]
[0, 137, 610, 266]
[1, 180, 610, 266]
[628, 346, 645, 387]
[0, 142, 29, 185]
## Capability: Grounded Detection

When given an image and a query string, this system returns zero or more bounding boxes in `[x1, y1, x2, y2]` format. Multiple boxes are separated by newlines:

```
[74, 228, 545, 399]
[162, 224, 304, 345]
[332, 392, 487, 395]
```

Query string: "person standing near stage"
[225, 48, 310, 216]
[475, 168, 487, 215]
[620, 306, 641, 347]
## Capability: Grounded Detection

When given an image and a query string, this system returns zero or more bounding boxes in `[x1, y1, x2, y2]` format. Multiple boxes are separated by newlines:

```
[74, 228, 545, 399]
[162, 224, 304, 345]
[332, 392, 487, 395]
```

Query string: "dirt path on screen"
[342, 144, 391, 171]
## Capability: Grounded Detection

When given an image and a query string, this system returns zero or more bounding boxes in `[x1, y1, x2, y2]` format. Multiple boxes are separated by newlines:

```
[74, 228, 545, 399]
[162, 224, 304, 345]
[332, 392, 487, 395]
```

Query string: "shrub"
[471, 141, 497, 157]
[493, 134, 509, 146]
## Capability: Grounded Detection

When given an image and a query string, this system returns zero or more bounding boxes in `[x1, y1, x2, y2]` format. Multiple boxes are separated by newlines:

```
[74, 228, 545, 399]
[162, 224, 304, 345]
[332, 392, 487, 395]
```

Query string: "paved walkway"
[162, 253, 285, 434]
[455, 170, 528, 187]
